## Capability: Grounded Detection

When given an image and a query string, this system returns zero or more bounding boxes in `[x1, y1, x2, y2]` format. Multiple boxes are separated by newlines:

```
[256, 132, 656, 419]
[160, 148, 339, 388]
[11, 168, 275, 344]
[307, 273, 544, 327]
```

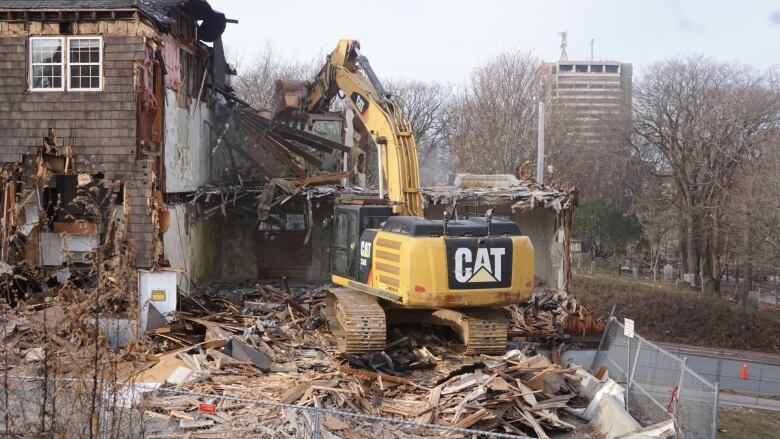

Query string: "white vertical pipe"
[537, 101, 545, 185]
[376, 143, 384, 198]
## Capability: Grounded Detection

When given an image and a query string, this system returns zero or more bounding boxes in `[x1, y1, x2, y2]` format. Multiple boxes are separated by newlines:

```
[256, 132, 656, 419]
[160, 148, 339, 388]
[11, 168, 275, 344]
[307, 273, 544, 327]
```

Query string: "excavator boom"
[275, 39, 423, 217]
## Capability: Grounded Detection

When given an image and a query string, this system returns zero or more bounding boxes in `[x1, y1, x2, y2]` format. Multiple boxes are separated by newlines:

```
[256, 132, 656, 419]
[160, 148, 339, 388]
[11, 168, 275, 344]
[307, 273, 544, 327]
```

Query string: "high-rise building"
[541, 60, 632, 150]
[540, 60, 633, 202]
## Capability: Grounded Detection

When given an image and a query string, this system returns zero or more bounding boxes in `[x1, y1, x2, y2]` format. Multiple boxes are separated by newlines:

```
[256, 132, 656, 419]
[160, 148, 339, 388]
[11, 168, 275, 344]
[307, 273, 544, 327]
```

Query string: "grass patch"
[718, 406, 780, 438]
[571, 273, 780, 354]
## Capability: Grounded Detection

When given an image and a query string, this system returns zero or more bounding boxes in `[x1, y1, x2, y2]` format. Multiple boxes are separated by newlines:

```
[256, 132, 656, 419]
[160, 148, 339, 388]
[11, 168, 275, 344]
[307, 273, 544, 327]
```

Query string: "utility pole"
[537, 101, 545, 185]
[590, 38, 594, 61]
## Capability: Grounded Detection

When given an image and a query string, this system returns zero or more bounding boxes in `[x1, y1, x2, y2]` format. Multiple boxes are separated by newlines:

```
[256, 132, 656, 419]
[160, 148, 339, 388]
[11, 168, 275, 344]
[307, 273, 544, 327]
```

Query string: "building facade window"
[29, 36, 102, 91]
[68, 37, 102, 90]
[30, 37, 64, 91]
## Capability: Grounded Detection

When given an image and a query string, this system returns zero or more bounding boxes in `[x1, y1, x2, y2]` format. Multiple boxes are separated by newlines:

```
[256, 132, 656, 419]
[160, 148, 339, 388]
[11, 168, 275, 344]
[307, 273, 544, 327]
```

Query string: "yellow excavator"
[274, 40, 535, 354]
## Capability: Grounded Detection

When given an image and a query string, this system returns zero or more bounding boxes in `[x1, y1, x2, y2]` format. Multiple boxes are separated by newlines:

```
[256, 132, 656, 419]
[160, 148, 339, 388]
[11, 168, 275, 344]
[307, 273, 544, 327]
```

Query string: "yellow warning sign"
[151, 290, 166, 302]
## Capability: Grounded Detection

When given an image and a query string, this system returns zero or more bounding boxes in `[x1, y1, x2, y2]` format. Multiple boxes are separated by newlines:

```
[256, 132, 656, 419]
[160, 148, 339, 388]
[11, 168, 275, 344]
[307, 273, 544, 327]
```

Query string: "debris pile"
[129, 283, 658, 437]
[508, 289, 606, 343]
[0, 277, 675, 437]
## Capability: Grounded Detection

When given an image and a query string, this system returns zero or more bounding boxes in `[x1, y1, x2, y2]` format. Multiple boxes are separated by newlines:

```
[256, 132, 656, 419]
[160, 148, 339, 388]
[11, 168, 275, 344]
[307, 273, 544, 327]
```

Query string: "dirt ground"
[718, 406, 780, 438]
[570, 274, 780, 354]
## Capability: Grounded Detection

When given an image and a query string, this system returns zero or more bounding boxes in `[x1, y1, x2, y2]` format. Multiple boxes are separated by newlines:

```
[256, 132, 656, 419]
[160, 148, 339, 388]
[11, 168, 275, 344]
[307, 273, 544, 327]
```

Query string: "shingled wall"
[0, 32, 156, 267]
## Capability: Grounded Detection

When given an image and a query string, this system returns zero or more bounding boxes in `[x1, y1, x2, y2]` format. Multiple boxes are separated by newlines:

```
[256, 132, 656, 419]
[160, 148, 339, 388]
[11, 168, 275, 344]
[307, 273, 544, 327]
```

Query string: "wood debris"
[508, 288, 606, 343]
[131, 283, 606, 437]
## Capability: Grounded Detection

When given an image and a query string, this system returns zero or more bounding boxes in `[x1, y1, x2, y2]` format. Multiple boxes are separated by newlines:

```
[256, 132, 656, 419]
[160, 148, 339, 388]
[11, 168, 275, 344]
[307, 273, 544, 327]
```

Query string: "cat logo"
[454, 247, 505, 283]
[446, 238, 512, 289]
[351, 91, 369, 114]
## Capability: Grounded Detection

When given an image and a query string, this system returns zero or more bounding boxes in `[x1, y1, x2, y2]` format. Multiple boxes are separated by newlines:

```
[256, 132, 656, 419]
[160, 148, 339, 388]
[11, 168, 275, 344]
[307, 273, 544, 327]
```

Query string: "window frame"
[28, 35, 104, 92]
[66, 36, 103, 92]
[29, 36, 65, 92]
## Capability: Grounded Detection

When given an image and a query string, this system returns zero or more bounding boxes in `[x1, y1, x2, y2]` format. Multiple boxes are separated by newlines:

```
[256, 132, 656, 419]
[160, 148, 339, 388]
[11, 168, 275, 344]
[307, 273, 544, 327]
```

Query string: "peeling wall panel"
[163, 89, 213, 192]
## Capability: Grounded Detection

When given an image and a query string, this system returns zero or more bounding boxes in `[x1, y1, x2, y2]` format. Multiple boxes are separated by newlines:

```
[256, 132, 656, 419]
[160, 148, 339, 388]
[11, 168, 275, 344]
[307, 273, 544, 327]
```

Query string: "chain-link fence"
[0, 373, 148, 438]
[0, 374, 532, 438]
[591, 317, 719, 439]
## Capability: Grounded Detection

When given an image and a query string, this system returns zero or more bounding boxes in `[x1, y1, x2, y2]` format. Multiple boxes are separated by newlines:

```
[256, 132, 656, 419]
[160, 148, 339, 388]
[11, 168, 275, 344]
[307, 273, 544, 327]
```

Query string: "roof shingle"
[0, 1, 205, 27]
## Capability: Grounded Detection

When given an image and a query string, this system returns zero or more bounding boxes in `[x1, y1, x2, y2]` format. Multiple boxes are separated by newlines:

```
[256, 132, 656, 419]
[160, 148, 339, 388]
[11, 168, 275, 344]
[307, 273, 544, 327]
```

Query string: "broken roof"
[0, 0, 227, 38]
[422, 174, 576, 213]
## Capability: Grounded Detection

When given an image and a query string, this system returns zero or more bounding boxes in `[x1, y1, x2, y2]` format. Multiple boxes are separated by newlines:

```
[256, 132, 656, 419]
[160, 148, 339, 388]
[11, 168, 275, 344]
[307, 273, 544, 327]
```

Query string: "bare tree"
[385, 79, 454, 184]
[633, 56, 780, 294]
[230, 42, 317, 111]
[631, 175, 677, 282]
[448, 50, 544, 174]
[725, 134, 780, 301]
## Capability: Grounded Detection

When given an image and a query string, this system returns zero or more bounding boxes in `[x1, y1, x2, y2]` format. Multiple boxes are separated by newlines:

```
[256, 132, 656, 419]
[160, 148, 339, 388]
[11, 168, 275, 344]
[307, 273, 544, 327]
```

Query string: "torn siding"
[163, 88, 214, 192]
[0, 1, 231, 270]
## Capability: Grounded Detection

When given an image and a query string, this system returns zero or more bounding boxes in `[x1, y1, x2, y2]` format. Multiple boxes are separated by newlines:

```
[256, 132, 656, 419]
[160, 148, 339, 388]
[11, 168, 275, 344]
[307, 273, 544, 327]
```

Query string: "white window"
[68, 37, 102, 90]
[29, 36, 102, 92]
[30, 37, 64, 91]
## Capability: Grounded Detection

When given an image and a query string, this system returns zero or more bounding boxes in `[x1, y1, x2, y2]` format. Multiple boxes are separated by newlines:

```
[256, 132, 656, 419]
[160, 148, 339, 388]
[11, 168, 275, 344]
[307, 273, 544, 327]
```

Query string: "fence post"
[312, 406, 321, 439]
[672, 357, 687, 421]
[591, 305, 616, 370]
[626, 339, 643, 409]
[626, 335, 631, 406]
[712, 382, 719, 439]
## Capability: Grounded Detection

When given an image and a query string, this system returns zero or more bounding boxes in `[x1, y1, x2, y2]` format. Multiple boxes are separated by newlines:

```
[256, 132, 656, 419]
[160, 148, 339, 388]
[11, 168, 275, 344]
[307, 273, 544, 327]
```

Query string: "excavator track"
[326, 288, 386, 354]
[428, 308, 508, 355]
[386, 307, 508, 355]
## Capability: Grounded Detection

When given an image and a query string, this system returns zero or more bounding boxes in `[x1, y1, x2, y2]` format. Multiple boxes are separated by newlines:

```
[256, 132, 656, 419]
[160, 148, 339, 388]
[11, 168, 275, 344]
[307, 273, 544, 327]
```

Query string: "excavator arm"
[275, 40, 423, 217]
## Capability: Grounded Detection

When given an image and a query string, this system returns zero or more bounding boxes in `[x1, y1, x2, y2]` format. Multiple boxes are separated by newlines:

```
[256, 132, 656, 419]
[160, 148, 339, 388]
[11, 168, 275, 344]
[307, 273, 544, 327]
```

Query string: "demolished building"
[0, 0, 233, 274]
[0, 0, 578, 300]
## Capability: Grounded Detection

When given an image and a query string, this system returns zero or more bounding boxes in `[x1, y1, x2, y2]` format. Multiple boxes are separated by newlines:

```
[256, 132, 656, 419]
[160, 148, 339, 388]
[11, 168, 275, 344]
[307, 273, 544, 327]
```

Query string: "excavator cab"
[331, 204, 392, 279]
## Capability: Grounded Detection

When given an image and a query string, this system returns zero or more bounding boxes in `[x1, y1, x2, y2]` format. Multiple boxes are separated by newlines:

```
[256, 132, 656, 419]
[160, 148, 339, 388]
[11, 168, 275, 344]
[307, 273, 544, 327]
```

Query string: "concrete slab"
[592, 394, 641, 439]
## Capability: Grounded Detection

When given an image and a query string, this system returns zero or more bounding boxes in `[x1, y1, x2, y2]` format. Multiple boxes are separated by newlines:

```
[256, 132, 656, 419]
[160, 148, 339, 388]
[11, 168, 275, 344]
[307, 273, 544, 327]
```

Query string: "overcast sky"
[209, 0, 780, 83]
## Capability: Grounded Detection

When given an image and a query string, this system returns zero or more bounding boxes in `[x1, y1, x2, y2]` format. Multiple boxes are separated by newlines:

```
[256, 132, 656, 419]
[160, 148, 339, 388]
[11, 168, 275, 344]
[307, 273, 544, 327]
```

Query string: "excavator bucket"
[272, 79, 309, 121]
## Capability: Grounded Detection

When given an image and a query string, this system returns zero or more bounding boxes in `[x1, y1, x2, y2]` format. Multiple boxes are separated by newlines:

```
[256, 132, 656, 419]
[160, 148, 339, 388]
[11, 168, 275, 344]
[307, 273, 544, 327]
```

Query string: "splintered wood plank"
[419, 383, 442, 424]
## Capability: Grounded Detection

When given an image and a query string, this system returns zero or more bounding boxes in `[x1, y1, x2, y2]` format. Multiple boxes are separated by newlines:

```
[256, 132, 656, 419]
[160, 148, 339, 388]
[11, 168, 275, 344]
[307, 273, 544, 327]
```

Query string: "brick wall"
[0, 33, 156, 267]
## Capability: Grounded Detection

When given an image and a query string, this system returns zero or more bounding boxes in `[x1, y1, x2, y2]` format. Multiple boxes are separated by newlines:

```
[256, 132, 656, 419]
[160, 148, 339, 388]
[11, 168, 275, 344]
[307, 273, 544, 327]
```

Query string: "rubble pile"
[130, 283, 642, 437]
[0, 279, 677, 437]
[0, 252, 143, 373]
[508, 289, 606, 343]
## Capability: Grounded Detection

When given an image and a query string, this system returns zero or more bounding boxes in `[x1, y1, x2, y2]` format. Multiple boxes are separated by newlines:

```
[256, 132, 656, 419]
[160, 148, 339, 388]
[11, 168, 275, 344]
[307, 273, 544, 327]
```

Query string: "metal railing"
[591, 317, 719, 439]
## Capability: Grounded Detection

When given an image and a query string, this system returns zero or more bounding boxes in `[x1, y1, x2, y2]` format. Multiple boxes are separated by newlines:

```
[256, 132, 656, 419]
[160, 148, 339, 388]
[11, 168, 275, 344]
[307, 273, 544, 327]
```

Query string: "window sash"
[28, 36, 103, 92]
[67, 37, 102, 91]
[29, 37, 64, 91]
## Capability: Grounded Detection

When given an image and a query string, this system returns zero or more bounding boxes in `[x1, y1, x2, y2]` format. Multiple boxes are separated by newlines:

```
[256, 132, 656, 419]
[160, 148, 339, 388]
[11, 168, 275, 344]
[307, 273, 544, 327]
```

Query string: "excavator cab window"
[364, 216, 387, 229]
[333, 209, 357, 277]
[332, 204, 393, 279]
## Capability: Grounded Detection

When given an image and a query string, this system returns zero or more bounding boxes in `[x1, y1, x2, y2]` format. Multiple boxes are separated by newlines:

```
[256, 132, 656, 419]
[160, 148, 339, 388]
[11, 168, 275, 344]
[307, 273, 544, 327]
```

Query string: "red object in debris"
[666, 386, 678, 414]
[198, 403, 217, 413]
[740, 362, 748, 380]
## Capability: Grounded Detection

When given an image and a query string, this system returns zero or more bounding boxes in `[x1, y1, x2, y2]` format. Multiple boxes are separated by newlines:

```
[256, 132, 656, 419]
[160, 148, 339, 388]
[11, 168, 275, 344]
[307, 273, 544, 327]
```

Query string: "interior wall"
[512, 208, 564, 289]
[164, 89, 215, 192]
[163, 203, 220, 292]
[212, 201, 333, 282]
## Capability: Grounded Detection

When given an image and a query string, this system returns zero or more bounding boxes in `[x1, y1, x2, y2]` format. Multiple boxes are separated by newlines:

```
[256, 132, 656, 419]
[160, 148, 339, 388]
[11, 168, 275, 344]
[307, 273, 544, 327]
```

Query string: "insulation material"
[40, 232, 99, 266]
[162, 37, 181, 91]
[140, 46, 158, 112]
